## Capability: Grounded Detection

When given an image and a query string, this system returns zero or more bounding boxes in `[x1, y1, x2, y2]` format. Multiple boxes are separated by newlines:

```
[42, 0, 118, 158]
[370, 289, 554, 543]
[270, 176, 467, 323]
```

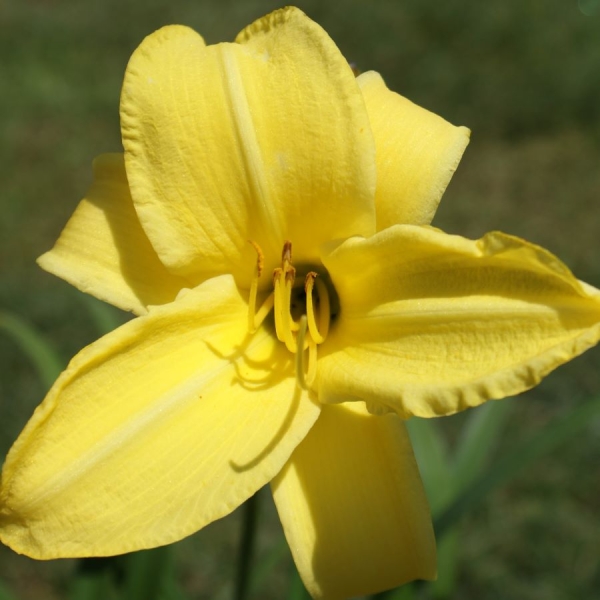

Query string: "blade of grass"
[435, 396, 600, 538]
[0, 310, 63, 389]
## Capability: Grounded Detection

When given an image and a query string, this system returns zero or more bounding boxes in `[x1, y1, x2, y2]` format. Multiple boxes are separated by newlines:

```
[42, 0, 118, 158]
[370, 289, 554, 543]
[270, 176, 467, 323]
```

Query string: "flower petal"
[271, 402, 436, 599]
[319, 225, 600, 417]
[0, 276, 320, 558]
[358, 71, 470, 228]
[120, 7, 376, 284]
[37, 154, 195, 315]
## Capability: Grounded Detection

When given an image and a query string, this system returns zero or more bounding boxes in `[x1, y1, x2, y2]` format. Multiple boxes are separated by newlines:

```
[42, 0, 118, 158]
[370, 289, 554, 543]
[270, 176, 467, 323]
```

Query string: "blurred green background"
[1, 0, 599, 599]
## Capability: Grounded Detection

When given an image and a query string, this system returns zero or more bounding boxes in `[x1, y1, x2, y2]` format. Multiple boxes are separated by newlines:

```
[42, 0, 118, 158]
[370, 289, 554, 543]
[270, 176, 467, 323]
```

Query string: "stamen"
[253, 293, 275, 330]
[273, 268, 285, 343]
[295, 316, 308, 389]
[314, 275, 331, 340]
[307, 340, 318, 384]
[284, 267, 300, 332]
[295, 316, 316, 390]
[247, 240, 264, 333]
[280, 268, 298, 353]
[305, 272, 331, 343]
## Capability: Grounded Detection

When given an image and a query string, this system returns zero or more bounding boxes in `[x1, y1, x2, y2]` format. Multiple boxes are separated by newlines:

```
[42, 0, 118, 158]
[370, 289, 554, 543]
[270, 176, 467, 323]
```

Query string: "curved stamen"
[305, 272, 330, 343]
[314, 275, 331, 340]
[253, 293, 275, 330]
[284, 267, 300, 332]
[296, 316, 318, 390]
[307, 340, 317, 384]
[271, 266, 297, 353]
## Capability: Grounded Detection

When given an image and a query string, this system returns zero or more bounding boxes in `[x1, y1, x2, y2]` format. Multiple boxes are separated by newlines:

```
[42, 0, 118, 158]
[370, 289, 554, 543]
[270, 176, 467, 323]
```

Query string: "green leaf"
[77, 292, 126, 336]
[435, 396, 600, 539]
[372, 582, 416, 600]
[69, 558, 124, 600]
[406, 417, 453, 514]
[286, 569, 310, 600]
[452, 398, 514, 490]
[249, 537, 289, 597]
[429, 529, 459, 599]
[0, 310, 63, 389]
[69, 571, 116, 600]
[121, 546, 186, 600]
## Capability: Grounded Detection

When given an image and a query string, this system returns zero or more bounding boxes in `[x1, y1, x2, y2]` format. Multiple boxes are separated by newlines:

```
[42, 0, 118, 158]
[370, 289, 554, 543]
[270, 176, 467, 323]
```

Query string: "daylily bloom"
[2, 6, 600, 599]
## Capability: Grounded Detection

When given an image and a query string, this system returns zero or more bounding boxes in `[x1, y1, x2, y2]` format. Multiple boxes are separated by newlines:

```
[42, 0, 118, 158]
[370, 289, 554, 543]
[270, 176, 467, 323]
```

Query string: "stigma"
[247, 240, 331, 390]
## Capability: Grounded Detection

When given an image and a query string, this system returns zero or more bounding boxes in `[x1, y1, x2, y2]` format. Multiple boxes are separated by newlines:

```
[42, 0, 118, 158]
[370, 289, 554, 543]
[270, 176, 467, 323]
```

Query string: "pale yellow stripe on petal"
[37, 154, 194, 315]
[0, 276, 320, 558]
[319, 226, 600, 417]
[218, 44, 282, 250]
[358, 71, 470, 228]
[272, 402, 435, 599]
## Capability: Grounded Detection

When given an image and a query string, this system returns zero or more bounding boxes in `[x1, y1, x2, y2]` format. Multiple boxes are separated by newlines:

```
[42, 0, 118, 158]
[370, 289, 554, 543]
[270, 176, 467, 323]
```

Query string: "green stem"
[234, 492, 260, 600]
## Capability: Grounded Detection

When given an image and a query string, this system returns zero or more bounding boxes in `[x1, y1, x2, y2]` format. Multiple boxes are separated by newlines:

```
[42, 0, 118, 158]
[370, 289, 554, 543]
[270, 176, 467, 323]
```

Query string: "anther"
[248, 240, 264, 276]
[282, 240, 292, 266]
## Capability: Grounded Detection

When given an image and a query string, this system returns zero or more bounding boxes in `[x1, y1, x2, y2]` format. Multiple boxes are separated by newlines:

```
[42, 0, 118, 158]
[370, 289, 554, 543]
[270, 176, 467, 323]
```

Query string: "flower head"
[2, 7, 600, 599]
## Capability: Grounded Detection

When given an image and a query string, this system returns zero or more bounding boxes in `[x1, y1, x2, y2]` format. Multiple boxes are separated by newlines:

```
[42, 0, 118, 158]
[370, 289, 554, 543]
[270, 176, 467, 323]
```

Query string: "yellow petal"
[121, 8, 376, 284]
[37, 154, 195, 315]
[272, 402, 436, 600]
[358, 71, 470, 228]
[0, 276, 320, 558]
[318, 225, 600, 417]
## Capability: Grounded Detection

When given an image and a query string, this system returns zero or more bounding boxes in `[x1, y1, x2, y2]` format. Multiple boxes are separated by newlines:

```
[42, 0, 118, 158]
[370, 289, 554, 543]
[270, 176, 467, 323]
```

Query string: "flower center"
[247, 240, 334, 390]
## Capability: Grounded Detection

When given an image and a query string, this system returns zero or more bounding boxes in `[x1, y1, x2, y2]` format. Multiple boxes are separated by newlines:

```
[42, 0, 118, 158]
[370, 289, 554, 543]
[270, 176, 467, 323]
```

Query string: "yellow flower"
[1, 7, 600, 599]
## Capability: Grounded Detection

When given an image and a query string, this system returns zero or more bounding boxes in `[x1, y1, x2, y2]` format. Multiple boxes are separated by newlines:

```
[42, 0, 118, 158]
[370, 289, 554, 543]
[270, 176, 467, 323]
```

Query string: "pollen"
[247, 240, 333, 390]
